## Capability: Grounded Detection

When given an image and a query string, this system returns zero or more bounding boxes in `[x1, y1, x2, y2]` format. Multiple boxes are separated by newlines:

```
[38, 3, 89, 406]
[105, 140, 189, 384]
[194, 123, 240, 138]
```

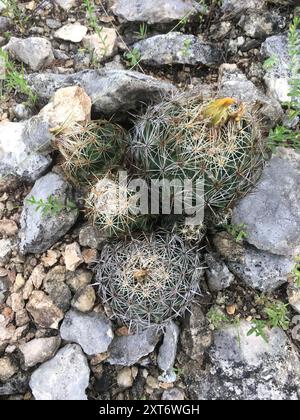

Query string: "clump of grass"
[2, 0, 29, 31]
[0, 49, 37, 105]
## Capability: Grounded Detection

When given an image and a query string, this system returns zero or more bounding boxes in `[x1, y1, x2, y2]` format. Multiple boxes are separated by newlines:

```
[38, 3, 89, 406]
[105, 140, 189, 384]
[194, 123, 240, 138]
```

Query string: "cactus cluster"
[96, 233, 203, 331]
[56, 120, 127, 185]
[53, 94, 266, 330]
[130, 94, 266, 211]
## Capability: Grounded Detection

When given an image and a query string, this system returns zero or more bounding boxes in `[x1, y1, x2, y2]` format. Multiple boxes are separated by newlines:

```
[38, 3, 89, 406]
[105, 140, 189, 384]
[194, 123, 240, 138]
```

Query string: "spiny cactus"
[130, 94, 266, 212]
[96, 233, 203, 331]
[85, 173, 150, 237]
[56, 120, 127, 184]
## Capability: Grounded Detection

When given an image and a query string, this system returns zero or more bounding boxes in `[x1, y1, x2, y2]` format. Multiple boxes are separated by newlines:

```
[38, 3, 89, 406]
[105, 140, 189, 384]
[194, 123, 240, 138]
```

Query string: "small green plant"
[292, 256, 300, 287]
[136, 23, 148, 40]
[207, 307, 229, 329]
[225, 223, 248, 242]
[264, 302, 290, 330]
[26, 196, 77, 216]
[247, 319, 268, 343]
[83, 0, 109, 59]
[263, 55, 279, 71]
[248, 300, 290, 342]
[0, 49, 37, 105]
[268, 13, 300, 150]
[180, 39, 192, 57]
[2, 0, 29, 30]
[173, 366, 184, 378]
[124, 48, 141, 68]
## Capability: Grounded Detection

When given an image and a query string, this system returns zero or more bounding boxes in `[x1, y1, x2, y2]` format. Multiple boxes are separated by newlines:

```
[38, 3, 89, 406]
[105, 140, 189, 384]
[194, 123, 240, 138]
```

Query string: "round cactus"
[56, 120, 127, 184]
[96, 233, 203, 330]
[85, 173, 150, 237]
[130, 94, 266, 212]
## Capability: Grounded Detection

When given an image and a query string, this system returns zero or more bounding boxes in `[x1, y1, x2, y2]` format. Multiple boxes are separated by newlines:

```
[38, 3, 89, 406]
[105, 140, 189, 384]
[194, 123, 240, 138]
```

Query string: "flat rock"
[0, 372, 29, 396]
[205, 253, 234, 292]
[60, 309, 114, 356]
[0, 219, 18, 236]
[39, 86, 91, 131]
[287, 285, 300, 314]
[27, 69, 176, 116]
[213, 232, 294, 292]
[26, 291, 64, 330]
[261, 33, 294, 103]
[134, 33, 222, 67]
[64, 242, 84, 272]
[54, 23, 88, 43]
[0, 116, 52, 182]
[0, 356, 18, 381]
[29, 344, 90, 400]
[71, 285, 96, 313]
[186, 321, 300, 400]
[218, 63, 283, 127]
[110, 0, 205, 24]
[66, 269, 93, 293]
[232, 148, 300, 257]
[108, 328, 161, 366]
[54, 0, 76, 10]
[79, 224, 108, 249]
[0, 17, 12, 32]
[181, 303, 212, 362]
[157, 321, 180, 372]
[222, 0, 264, 16]
[238, 11, 285, 39]
[0, 238, 14, 266]
[5, 37, 54, 71]
[19, 336, 61, 368]
[162, 388, 185, 400]
[19, 172, 78, 255]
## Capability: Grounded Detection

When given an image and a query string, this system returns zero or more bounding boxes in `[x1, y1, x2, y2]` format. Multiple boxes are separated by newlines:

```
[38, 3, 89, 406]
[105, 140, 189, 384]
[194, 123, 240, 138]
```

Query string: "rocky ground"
[0, 0, 300, 401]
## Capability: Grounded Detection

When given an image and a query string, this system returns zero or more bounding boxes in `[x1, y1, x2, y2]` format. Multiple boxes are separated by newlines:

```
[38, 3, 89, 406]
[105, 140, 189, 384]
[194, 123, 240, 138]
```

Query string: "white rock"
[117, 367, 134, 388]
[60, 310, 114, 356]
[0, 117, 52, 182]
[157, 321, 180, 372]
[54, 23, 88, 43]
[83, 29, 118, 61]
[29, 344, 90, 400]
[19, 336, 61, 368]
[54, 0, 76, 10]
[39, 86, 91, 132]
[5, 37, 54, 71]
[64, 242, 84, 272]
